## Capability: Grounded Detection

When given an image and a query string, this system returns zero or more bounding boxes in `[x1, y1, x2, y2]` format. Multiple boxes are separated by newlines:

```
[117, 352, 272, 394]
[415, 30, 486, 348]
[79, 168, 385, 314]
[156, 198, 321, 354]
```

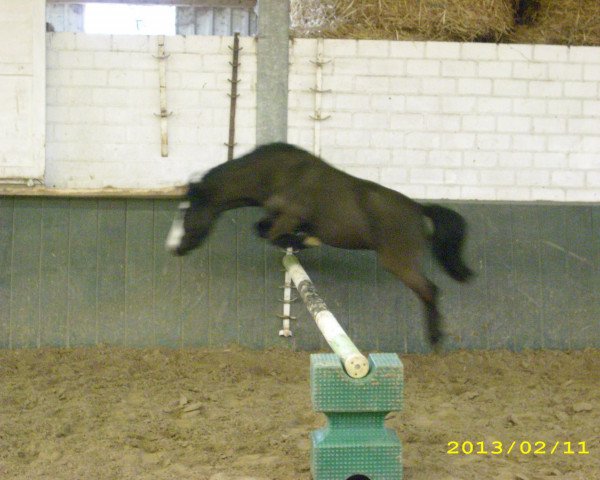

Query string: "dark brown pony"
[166, 143, 473, 348]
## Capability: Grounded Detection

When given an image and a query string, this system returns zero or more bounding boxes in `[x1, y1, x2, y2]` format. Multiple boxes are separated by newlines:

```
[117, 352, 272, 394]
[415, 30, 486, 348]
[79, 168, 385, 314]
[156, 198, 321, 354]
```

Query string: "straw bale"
[290, 0, 515, 43]
[290, 0, 600, 46]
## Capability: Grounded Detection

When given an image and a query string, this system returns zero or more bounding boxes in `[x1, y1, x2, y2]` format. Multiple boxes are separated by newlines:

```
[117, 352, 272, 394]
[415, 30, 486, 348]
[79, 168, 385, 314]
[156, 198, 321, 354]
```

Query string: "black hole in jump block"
[347, 476, 370, 480]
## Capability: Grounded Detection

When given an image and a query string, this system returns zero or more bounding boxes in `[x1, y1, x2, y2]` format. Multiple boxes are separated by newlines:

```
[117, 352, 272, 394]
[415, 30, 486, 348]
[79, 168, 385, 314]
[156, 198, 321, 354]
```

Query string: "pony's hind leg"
[380, 255, 443, 349]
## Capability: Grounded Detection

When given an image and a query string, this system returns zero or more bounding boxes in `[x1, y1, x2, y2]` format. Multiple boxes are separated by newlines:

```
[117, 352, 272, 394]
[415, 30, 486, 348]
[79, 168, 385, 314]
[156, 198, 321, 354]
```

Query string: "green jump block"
[310, 353, 404, 480]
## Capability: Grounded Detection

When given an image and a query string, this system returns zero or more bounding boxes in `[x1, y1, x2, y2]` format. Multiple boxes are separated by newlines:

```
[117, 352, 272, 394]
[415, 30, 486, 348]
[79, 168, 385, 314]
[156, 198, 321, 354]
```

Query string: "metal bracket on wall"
[309, 38, 331, 157]
[225, 32, 242, 161]
[154, 35, 172, 157]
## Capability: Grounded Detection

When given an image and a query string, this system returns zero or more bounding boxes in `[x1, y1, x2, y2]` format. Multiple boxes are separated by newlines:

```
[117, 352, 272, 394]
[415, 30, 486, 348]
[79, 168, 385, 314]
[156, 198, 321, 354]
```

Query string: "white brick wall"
[45, 33, 256, 188]
[289, 39, 600, 202]
[41, 34, 600, 200]
[0, 0, 45, 181]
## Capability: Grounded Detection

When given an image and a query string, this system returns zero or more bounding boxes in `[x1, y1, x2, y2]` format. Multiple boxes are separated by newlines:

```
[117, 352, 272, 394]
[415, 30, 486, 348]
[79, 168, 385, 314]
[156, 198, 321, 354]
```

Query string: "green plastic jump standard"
[310, 353, 404, 480]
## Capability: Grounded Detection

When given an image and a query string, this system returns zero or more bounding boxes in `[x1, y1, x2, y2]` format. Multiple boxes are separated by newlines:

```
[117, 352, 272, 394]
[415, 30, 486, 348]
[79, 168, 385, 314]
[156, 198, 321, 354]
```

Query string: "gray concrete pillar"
[256, 0, 289, 145]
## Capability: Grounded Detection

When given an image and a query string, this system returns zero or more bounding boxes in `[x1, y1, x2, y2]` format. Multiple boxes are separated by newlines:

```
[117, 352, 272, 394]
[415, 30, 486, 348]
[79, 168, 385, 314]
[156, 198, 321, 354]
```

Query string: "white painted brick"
[477, 97, 512, 114]
[180, 72, 217, 90]
[406, 59, 440, 76]
[74, 34, 111, 51]
[516, 170, 550, 186]
[380, 167, 408, 183]
[370, 131, 402, 149]
[425, 186, 462, 199]
[460, 186, 497, 200]
[334, 94, 370, 111]
[532, 118, 567, 134]
[551, 171, 585, 188]
[442, 60, 477, 77]
[202, 54, 230, 72]
[478, 61, 512, 78]
[288, 73, 314, 91]
[108, 70, 144, 87]
[497, 187, 532, 200]
[533, 44, 569, 62]
[564, 81, 598, 98]
[352, 112, 389, 129]
[497, 116, 531, 133]
[369, 58, 405, 76]
[390, 41, 425, 58]
[533, 153, 568, 169]
[335, 129, 372, 147]
[531, 188, 565, 201]
[569, 153, 600, 169]
[421, 78, 456, 95]
[112, 35, 150, 53]
[547, 135, 582, 153]
[512, 98, 546, 115]
[428, 151, 462, 167]
[389, 77, 421, 94]
[323, 74, 354, 92]
[58, 51, 94, 69]
[528, 81, 562, 98]
[92, 87, 130, 106]
[548, 99, 582, 116]
[461, 43, 497, 60]
[405, 132, 441, 149]
[320, 146, 357, 164]
[442, 133, 476, 150]
[583, 64, 600, 81]
[355, 75, 390, 92]
[480, 169, 515, 186]
[354, 148, 391, 165]
[390, 184, 427, 198]
[410, 168, 444, 184]
[464, 151, 497, 167]
[423, 115, 461, 132]
[425, 42, 460, 59]
[583, 100, 600, 116]
[587, 172, 600, 187]
[457, 78, 492, 95]
[323, 112, 353, 129]
[48, 32, 76, 50]
[497, 44, 533, 61]
[462, 115, 495, 132]
[391, 150, 428, 167]
[290, 38, 317, 57]
[569, 46, 600, 63]
[513, 62, 547, 80]
[568, 118, 600, 134]
[333, 57, 369, 75]
[445, 168, 478, 184]
[370, 94, 405, 112]
[548, 63, 583, 81]
[405, 95, 439, 113]
[493, 79, 528, 97]
[477, 133, 511, 151]
[390, 113, 424, 131]
[580, 136, 600, 153]
[324, 39, 357, 57]
[512, 134, 546, 152]
[72, 69, 108, 86]
[357, 40, 390, 58]
[566, 189, 600, 201]
[498, 152, 532, 168]
[185, 36, 223, 54]
[441, 96, 476, 114]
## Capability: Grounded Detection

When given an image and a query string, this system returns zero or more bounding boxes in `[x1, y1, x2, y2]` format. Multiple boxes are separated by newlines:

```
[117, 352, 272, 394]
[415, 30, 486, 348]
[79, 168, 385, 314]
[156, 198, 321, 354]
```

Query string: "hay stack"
[290, 0, 600, 46]
[290, 0, 515, 42]
[512, 0, 600, 46]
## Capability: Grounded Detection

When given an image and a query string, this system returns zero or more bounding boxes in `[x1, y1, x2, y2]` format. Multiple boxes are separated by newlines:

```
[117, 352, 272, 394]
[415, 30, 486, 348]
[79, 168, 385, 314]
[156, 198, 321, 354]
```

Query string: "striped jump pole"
[282, 251, 404, 480]
[282, 252, 369, 379]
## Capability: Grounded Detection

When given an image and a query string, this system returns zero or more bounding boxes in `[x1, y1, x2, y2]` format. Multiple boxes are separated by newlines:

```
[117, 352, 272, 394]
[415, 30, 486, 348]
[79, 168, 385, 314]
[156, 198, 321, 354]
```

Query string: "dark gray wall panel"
[0, 197, 598, 353]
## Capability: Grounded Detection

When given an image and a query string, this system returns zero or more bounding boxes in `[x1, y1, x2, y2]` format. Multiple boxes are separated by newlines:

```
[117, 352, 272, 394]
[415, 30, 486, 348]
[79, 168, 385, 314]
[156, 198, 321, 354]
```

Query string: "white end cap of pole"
[343, 353, 370, 379]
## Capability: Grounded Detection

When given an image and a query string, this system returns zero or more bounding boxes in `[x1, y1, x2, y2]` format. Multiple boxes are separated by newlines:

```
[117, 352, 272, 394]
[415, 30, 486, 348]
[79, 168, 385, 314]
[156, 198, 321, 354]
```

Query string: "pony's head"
[165, 184, 213, 256]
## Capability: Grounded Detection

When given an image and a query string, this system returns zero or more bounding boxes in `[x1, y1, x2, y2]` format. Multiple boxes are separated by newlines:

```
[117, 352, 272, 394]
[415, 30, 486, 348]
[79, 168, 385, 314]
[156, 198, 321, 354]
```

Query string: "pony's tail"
[422, 204, 474, 282]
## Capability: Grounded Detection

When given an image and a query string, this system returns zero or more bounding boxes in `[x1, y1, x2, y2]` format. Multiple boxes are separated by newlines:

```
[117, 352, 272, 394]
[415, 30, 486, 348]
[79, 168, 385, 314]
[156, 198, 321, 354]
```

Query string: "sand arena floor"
[1, 347, 598, 480]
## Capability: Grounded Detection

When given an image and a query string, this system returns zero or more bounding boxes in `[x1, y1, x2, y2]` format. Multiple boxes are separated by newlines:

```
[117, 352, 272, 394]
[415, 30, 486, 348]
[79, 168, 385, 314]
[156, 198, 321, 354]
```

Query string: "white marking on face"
[178, 201, 190, 210]
[166, 217, 185, 251]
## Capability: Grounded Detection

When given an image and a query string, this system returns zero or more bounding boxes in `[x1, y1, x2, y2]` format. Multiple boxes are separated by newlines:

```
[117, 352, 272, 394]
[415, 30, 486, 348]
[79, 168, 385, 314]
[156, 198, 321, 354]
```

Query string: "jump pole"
[282, 253, 369, 378]
[282, 251, 404, 480]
